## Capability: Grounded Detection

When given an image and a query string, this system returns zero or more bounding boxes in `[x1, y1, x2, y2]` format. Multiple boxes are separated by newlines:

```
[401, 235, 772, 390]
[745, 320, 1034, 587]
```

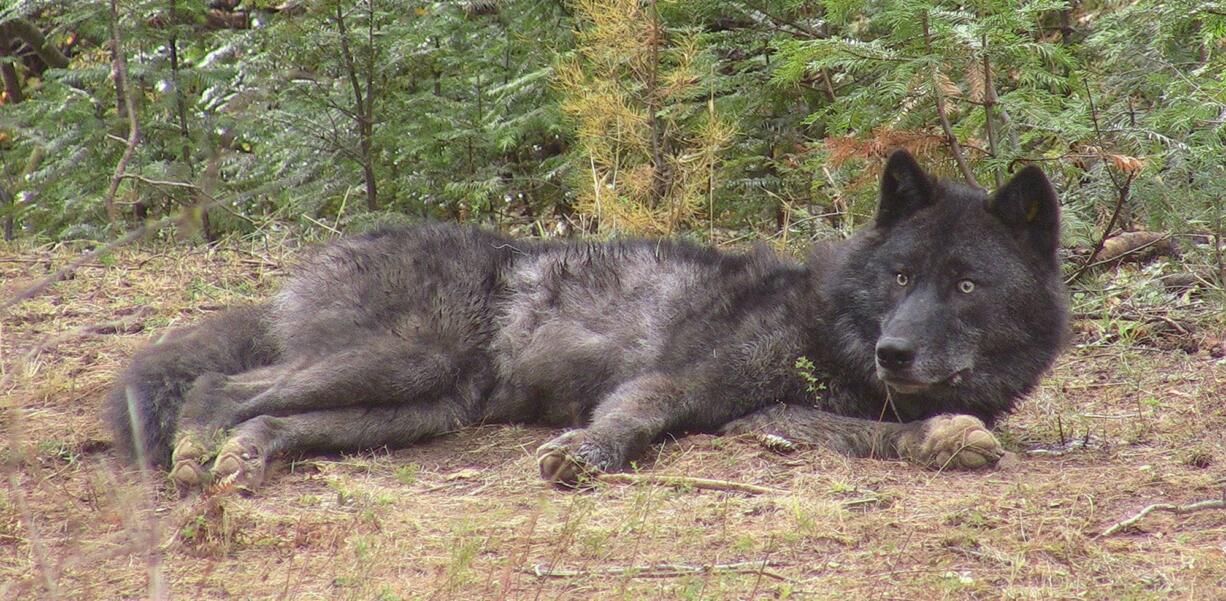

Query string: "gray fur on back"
[272, 223, 811, 429]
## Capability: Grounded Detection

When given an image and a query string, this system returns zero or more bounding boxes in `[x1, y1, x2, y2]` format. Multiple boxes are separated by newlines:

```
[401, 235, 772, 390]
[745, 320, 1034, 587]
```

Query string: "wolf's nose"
[875, 337, 915, 370]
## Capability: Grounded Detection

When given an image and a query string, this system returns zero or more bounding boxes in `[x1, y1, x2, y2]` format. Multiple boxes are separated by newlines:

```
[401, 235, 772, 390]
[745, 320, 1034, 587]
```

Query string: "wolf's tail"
[106, 304, 280, 468]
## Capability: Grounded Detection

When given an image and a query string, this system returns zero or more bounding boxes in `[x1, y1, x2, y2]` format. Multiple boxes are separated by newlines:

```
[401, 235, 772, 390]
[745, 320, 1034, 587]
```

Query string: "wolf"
[107, 150, 1068, 489]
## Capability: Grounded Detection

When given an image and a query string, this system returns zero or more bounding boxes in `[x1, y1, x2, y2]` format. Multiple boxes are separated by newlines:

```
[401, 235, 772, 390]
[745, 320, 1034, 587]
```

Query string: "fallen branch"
[1082, 232, 1174, 270]
[1101, 498, 1225, 537]
[0, 258, 55, 266]
[595, 473, 783, 495]
[528, 560, 790, 580]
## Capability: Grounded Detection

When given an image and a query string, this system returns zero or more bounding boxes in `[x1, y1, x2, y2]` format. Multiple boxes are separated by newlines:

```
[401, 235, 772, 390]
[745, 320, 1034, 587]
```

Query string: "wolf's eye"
[958, 280, 975, 294]
[895, 272, 909, 286]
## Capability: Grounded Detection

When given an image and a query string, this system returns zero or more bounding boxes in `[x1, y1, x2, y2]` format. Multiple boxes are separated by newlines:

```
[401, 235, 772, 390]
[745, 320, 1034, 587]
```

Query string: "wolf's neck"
[787, 243, 889, 392]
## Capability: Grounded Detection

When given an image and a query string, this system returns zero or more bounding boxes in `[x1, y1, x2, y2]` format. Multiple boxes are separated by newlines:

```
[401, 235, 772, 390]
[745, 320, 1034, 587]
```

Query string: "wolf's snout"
[875, 337, 915, 371]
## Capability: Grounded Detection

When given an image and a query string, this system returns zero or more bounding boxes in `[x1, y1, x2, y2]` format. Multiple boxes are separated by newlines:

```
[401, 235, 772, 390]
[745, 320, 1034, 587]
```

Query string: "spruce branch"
[596, 473, 783, 495]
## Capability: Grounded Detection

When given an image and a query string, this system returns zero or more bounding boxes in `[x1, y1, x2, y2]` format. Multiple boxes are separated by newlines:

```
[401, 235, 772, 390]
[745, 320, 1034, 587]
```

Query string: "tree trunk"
[335, 1, 378, 211]
[0, 182, 13, 241]
[646, 0, 667, 206]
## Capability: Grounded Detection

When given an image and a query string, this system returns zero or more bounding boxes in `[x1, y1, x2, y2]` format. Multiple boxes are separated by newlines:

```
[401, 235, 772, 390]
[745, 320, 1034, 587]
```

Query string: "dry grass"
[1, 243, 1223, 600]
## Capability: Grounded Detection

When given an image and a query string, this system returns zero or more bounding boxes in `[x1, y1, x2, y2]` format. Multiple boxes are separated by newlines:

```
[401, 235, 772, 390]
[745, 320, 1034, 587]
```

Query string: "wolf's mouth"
[881, 378, 929, 394]
[878, 368, 970, 394]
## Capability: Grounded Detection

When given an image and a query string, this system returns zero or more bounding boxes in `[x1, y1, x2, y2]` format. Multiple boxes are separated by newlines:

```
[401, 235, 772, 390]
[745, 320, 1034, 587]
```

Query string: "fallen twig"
[527, 560, 791, 581]
[595, 473, 783, 495]
[0, 258, 55, 266]
[840, 496, 884, 508]
[1101, 498, 1225, 537]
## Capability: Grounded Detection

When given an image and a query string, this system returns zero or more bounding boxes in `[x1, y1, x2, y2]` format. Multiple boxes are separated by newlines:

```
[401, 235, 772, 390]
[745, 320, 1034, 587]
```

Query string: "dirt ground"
[1, 244, 1223, 600]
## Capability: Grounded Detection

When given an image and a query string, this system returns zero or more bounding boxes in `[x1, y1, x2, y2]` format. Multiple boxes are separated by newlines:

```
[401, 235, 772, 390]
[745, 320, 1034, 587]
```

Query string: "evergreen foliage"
[0, 0, 1221, 281]
[557, 0, 733, 235]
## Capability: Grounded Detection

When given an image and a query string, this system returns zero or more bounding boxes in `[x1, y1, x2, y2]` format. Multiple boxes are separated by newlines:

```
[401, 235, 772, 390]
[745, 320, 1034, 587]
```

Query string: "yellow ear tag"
[1025, 200, 1040, 222]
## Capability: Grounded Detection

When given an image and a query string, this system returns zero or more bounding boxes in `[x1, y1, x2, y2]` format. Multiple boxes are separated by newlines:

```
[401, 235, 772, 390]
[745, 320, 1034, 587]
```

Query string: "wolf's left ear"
[876, 149, 934, 228]
[988, 165, 1060, 261]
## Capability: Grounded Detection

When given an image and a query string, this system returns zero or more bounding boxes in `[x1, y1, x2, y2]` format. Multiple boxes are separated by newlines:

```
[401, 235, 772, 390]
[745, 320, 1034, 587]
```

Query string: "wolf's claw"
[536, 447, 587, 486]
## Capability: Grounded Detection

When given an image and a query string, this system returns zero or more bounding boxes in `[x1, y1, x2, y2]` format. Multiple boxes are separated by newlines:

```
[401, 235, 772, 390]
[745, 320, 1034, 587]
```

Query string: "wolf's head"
[828, 150, 1069, 424]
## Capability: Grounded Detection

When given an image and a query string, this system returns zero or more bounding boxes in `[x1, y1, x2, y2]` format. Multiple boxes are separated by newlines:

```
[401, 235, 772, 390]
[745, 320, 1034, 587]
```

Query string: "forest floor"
[1, 242, 1224, 600]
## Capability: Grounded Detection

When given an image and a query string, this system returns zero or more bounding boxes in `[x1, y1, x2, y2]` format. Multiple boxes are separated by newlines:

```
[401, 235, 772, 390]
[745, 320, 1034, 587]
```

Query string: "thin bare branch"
[1101, 498, 1225, 537]
[923, 12, 979, 189]
[334, 1, 378, 210]
[981, 35, 1003, 188]
[595, 472, 783, 495]
[0, 193, 228, 317]
[528, 560, 791, 580]
[103, 0, 141, 224]
[1066, 79, 1139, 284]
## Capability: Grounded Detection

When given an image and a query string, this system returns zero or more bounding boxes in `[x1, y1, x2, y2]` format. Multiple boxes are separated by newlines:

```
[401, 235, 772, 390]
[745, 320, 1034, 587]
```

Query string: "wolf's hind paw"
[170, 459, 211, 488]
[211, 436, 267, 492]
[911, 414, 1003, 470]
[536, 447, 590, 487]
[536, 430, 616, 487]
[170, 433, 212, 489]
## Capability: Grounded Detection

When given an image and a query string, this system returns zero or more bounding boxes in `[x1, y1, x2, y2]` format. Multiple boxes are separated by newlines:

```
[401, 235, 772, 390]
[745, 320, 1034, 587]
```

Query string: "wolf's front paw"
[536, 429, 618, 486]
[906, 414, 1003, 470]
[211, 435, 267, 492]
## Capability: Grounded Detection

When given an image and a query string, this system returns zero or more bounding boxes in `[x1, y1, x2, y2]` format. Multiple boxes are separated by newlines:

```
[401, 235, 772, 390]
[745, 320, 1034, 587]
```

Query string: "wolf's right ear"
[876, 149, 934, 228]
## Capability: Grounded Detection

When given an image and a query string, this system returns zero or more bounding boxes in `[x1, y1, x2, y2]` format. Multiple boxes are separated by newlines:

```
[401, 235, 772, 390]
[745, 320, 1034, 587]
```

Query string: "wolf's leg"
[179, 339, 475, 430]
[169, 363, 300, 487]
[171, 340, 488, 487]
[536, 374, 684, 485]
[206, 401, 474, 490]
[108, 304, 277, 470]
[721, 405, 1003, 470]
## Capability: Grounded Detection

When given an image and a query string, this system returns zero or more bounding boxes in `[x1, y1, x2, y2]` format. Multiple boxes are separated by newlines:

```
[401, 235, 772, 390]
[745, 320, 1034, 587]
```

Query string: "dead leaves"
[1105, 153, 1144, 174]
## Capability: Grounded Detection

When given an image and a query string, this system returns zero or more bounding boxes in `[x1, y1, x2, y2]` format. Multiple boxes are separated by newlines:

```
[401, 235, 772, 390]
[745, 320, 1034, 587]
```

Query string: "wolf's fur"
[107, 150, 1068, 488]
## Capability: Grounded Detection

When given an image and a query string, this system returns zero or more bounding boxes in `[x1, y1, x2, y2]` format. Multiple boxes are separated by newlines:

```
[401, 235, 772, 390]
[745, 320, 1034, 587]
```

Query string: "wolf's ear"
[988, 165, 1060, 261]
[876, 149, 934, 228]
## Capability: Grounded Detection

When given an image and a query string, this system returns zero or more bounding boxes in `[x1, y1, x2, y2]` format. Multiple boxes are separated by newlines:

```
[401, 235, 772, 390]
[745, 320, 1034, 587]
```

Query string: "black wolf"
[107, 150, 1067, 489]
